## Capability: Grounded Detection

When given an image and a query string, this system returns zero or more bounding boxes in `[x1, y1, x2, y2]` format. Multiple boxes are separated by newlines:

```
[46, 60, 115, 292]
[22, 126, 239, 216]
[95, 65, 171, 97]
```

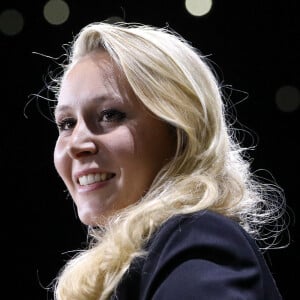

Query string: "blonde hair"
[51, 22, 286, 300]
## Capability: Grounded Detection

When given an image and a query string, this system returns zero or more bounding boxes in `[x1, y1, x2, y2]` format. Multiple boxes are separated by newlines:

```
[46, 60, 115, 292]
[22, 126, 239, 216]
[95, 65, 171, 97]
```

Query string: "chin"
[78, 209, 113, 226]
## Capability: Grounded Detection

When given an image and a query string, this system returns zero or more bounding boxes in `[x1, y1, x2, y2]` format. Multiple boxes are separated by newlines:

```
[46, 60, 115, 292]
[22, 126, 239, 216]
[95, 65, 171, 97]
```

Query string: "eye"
[100, 109, 126, 122]
[56, 117, 76, 131]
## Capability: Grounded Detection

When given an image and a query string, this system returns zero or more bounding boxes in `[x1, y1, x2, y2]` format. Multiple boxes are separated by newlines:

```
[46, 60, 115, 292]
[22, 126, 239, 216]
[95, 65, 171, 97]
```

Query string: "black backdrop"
[2, 1, 299, 299]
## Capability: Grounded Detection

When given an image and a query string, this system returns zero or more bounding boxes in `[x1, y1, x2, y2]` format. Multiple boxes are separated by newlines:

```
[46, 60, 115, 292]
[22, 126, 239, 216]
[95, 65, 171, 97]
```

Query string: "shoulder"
[150, 210, 250, 244]
[147, 210, 256, 258]
[139, 210, 282, 300]
[114, 210, 282, 300]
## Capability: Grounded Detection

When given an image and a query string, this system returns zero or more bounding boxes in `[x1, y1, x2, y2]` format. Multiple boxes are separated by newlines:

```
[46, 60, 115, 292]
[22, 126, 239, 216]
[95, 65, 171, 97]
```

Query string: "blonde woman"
[50, 21, 286, 299]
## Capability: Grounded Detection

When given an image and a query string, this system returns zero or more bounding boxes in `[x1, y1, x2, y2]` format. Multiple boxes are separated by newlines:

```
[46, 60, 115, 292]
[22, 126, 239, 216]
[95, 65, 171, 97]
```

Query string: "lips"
[78, 173, 115, 186]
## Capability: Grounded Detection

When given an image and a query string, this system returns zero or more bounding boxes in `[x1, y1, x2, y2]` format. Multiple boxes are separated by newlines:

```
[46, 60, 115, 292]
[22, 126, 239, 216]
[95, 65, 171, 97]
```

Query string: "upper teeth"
[78, 173, 113, 186]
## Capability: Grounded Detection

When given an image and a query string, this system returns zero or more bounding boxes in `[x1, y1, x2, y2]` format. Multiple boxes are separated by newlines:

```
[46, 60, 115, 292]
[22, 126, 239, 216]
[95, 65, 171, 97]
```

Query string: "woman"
[50, 21, 286, 299]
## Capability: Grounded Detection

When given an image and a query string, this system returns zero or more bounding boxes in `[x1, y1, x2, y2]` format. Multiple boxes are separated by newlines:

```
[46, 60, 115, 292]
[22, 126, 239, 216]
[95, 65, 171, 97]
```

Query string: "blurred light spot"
[185, 0, 213, 17]
[275, 85, 300, 112]
[43, 0, 70, 25]
[0, 9, 24, 36]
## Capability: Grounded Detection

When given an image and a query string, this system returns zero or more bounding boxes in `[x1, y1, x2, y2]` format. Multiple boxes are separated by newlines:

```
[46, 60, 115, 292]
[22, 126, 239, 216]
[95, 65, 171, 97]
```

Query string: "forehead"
[63, 50, 116, 85]
[56, 49, 146, 112]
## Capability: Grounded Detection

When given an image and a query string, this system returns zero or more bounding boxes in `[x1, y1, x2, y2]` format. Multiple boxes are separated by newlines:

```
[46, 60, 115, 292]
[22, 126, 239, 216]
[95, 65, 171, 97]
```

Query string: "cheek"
[118, 126, 170, 183]
[135, 125, 176, 167]
[53, 140, 67, 178]
[106, 128, 136, 161]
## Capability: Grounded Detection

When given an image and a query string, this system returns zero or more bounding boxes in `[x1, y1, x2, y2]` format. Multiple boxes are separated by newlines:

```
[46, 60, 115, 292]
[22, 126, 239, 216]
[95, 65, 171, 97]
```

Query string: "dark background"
[1, 0, 298, 299]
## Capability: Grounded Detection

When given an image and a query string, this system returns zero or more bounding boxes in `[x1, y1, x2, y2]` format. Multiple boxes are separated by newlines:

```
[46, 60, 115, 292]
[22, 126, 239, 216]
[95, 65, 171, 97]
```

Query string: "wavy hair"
[51, 22, 286, 300]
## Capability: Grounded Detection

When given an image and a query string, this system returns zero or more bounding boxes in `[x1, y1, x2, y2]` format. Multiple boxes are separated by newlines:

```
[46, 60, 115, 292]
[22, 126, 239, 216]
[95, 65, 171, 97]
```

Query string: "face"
[54, 50, 176, 225]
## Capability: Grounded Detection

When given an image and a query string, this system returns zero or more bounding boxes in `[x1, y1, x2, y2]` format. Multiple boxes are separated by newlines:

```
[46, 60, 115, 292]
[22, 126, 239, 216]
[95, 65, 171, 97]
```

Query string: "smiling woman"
[54, 50, 176, 225]
[46, 21, 287, 300]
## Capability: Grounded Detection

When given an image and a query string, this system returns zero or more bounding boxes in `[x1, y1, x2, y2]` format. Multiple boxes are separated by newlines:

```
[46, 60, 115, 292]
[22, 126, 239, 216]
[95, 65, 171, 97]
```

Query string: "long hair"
[51, 22, 286, 300]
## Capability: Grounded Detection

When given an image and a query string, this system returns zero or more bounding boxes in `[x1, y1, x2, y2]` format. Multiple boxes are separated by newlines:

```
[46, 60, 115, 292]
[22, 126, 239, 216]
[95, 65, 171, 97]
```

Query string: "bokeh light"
[185, 0, 213, 17]
[275, 85, 300, 112]
[0, 9, 24, 36]
[43, 0, 70, 25]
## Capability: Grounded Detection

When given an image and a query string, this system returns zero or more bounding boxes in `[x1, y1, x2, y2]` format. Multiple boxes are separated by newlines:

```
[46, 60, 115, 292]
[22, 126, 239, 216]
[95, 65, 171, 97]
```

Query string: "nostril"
[69, 140, 98, 158]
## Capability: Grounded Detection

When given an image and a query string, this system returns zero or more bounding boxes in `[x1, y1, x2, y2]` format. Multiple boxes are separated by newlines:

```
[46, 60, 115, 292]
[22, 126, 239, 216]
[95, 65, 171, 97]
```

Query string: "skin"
[54, 50, 177, 226]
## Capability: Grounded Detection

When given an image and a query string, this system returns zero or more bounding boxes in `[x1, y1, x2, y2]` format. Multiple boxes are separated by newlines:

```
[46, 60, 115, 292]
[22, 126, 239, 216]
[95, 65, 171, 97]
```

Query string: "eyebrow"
[54, 105, 71, 117]
[54, 95, 124, 117]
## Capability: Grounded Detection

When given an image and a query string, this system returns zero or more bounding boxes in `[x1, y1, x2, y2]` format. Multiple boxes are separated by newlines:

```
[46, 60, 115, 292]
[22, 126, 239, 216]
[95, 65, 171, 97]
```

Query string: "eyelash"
[56, 109, 126, 131]
[56, 118, 75, 131]
[100, 108, 126, 123]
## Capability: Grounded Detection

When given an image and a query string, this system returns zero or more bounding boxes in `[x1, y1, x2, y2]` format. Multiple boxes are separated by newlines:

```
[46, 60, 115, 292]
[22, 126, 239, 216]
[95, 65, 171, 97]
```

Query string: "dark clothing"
[113, 210, 282, 299]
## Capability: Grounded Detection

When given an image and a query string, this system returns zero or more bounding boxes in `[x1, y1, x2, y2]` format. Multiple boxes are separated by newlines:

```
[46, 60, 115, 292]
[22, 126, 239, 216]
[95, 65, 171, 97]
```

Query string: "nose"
[67, 121, 98, 159]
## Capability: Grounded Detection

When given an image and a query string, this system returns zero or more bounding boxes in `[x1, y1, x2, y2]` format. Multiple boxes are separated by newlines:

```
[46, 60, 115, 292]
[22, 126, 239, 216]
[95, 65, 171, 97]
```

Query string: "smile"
[78, 173, 115, 186]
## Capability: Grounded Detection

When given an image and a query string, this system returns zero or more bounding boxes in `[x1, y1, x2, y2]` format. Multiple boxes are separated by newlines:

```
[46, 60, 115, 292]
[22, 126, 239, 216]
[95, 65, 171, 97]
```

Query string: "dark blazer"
[113, 210, 282, 299]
